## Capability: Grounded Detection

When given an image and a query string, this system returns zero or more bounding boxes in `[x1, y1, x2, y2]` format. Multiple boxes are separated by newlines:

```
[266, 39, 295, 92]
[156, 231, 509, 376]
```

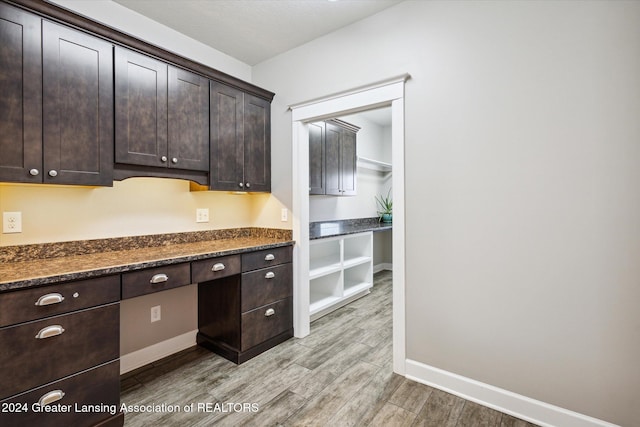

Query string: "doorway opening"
[290, 74, 408, 375]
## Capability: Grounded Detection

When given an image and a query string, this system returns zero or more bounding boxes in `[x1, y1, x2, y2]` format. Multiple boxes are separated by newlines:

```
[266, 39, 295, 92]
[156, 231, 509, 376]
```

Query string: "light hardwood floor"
[121, 271, 538, 426]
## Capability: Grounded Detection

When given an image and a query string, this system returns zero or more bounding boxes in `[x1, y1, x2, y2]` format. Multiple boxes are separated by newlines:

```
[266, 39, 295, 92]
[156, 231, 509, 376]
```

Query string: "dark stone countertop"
[0, 228, 293, 292]
[309, 217, 392, 240]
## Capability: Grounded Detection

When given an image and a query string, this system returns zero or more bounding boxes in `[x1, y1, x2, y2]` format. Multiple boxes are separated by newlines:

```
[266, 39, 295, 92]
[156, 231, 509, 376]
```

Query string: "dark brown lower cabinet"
[0, 277, 123, 427]
[197, 247, 293, 363]
[0, 361, 122, 427]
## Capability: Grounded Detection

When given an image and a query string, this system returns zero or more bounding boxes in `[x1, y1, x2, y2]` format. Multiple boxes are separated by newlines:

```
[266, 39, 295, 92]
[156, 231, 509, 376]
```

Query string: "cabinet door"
[168, 66, 209, 171]
[308, 122, 325, 195]
[0, 4, 42, 183]
[210, 81, 244, 191]
[42, 21, 113, 186]
[340, 127, 357, 196]
[115, 46, 168, 168]
[325, 121, 342, 196]
[243, 94, 271, 192]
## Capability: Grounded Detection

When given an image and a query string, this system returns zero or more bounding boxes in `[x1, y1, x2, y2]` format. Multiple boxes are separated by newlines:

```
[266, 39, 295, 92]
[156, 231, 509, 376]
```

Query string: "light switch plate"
[3, 212, 22, 233]
[281, 208, 288, 222]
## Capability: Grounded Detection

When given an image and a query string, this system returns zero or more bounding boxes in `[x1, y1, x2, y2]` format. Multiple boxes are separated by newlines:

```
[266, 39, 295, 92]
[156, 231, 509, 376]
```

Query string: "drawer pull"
[35, 293, 65, 306]
[212, 263, 225, 272]
[264, 254, 275, 261]
[265, 272, 275, 279]
[35, 325, 65, 339]
[38, 389, 65, 407]
[265, 308, 275, 317]
[150, 274, 169, 284]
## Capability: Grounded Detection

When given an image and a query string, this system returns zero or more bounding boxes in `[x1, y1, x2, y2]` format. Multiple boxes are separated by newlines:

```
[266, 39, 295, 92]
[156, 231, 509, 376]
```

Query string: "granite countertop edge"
[0, 239, 294, 292]
[309, 217, 392, 240]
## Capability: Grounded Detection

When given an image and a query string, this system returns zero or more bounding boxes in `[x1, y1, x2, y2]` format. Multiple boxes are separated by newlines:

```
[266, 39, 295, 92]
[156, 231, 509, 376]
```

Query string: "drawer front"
[241, 263, 292, 312]
[241, 246, 292, 272]
[0, 276, 120, 328]
[241, 297, 292, 351]
[0, 360, 120, 427]
[192, 255, 241, 283]
[0, 303, 119, 400]
[122, 262, 191, 299]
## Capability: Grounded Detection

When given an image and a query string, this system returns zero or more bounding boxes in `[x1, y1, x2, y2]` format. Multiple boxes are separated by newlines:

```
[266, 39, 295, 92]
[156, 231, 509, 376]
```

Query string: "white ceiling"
[112, 0, 403, 65]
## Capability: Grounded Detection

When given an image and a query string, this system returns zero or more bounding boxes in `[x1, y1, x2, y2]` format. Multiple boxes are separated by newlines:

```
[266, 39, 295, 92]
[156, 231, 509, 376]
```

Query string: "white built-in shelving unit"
[309, 231, 373, 321]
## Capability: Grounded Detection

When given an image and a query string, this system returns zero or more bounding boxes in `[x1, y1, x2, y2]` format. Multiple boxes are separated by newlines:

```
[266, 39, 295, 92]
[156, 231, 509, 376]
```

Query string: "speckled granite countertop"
[309, 217, 392, 240]
[0, 228, 293, 292]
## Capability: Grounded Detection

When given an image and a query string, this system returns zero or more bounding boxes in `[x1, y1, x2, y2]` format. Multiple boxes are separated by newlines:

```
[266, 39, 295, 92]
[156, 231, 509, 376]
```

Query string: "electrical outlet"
[196, 208, 209, 223]
[281, 208, 288, 222]
[150, 305, 161, 322]
[3, 212, 22, 233]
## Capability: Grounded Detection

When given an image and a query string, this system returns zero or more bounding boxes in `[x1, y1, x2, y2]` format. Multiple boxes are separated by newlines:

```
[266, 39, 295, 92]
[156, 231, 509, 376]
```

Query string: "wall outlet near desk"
[150, 305, 161, 322]
[196, 208, 210, 223]
[3, 212, 22, 233]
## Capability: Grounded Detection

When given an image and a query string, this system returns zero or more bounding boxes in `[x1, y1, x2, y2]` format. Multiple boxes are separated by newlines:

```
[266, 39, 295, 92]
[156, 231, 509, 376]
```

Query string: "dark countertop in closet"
[309, 218, 392, 240]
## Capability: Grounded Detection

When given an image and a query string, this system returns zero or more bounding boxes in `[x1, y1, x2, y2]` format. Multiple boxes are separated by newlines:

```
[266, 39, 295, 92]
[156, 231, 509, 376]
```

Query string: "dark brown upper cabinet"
[0, 4, 113, 186]
[168, 67, 209, 171]
[115, 47, 209, 173]
[310, 119, 359, 196]
[42, 21, 114, 186]
[115, 47, 168, 168]
[210, 81, 271, 192]
[308, 122, 326, 195]
[0, 3, 42, 183]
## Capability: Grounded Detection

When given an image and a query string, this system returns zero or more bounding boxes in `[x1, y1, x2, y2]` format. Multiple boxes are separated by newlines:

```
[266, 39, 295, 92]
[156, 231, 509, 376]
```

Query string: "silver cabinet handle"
[245, 182, 251, 188]
[161, 156, 168, 162]
[265, 308, 275, 317]
[171, 157, 178, 164]
[35, 293, 65, 306]
[265, 272, 275, 279]
[35, 325, 65, 339]
[150, 274, 169, 284]
[38, 389, 65, 407]
[264, 254, 275, 261]
[212, 263, 225, 272]
[29, 168, 39, 176]
[238, 182, 244, 188]
[48, 170, 58, 177]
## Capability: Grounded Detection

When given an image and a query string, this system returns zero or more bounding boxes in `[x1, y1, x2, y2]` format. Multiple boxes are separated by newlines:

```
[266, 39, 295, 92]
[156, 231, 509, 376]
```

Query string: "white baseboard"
[120, 330, 198, 375]
[373, 262, 393, 273]
[405, 359, 619, 427]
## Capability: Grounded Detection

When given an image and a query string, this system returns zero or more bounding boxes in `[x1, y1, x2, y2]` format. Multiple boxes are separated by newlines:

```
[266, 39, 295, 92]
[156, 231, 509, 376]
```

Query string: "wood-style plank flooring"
[121, 271, 538, 426]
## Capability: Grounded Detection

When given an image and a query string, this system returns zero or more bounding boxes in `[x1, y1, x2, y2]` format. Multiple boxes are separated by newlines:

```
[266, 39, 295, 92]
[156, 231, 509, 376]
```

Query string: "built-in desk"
[0, 228, 294, 427]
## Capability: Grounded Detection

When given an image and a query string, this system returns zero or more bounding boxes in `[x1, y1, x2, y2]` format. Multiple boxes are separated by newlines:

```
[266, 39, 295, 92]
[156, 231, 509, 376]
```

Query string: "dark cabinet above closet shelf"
[309, 119, 359, 196]
[0, 0, 275, 191]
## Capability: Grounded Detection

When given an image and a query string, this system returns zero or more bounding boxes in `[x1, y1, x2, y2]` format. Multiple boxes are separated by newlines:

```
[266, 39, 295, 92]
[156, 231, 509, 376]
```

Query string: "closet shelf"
[357, 156, 392, 172]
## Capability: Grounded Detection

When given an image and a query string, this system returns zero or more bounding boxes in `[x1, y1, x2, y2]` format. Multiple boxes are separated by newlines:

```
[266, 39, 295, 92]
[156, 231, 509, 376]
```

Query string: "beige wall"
[253, 1, 640, 425]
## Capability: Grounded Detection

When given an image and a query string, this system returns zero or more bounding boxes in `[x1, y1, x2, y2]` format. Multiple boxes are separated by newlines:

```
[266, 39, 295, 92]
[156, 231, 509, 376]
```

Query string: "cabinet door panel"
[42, 21, 113, 186]
[308, 122, 325, 195]
[325, 122, 342, 195]
[340, 128, 357, 196]
[243, 94, 271, 192]
[168, 66, 209, 171]
[210, 81, 244, 191]
[0, 4, 41, 183]
[115, 46, 168, 167]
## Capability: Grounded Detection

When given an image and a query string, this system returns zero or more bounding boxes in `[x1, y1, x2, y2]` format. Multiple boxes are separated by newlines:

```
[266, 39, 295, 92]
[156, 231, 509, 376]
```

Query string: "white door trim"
[290, 73, 409, 375]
